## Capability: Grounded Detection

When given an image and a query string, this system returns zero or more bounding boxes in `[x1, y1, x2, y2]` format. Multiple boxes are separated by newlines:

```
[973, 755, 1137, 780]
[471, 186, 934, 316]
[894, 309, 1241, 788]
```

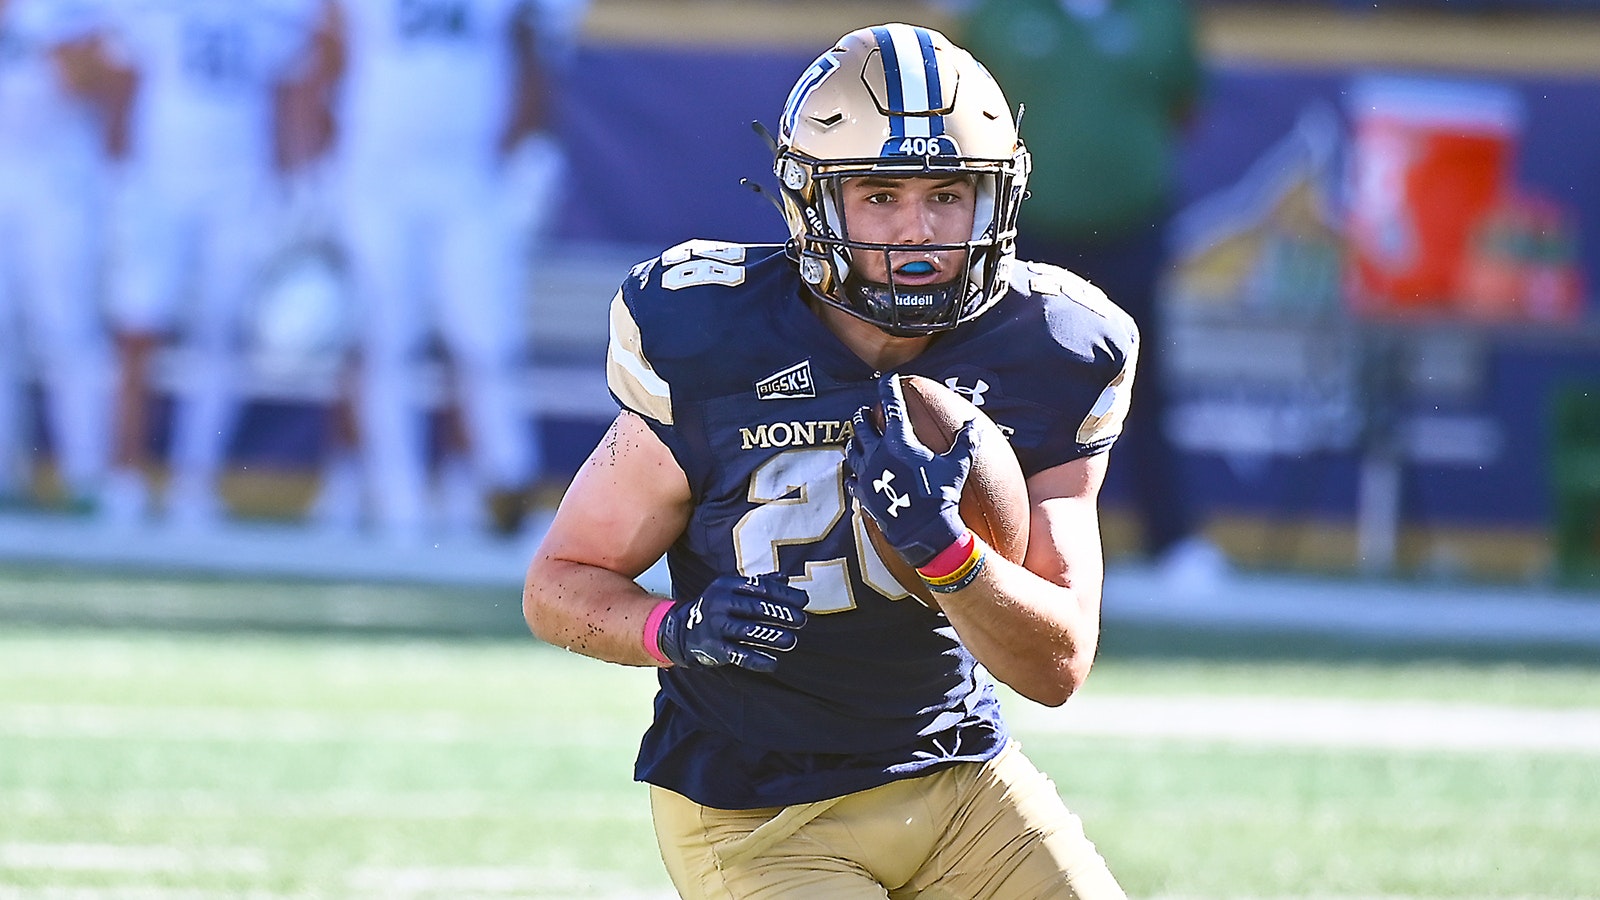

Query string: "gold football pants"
[649, 741, 1126, 899]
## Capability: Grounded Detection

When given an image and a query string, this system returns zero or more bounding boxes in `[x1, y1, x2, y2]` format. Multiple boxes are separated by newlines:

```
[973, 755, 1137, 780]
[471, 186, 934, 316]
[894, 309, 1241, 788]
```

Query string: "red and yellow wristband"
[917, 532, 987, 594]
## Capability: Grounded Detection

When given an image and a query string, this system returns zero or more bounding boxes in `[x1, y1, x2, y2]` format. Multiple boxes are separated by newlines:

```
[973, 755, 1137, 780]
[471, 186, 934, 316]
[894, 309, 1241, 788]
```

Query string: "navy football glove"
[845, 374, 976, 569]
[656, 574, 808, 673]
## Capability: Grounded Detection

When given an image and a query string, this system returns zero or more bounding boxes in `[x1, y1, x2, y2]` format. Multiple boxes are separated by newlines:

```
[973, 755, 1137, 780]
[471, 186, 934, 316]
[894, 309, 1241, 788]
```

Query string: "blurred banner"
[554, 48, 1599, 319]
[1149, 61, 1598, 575]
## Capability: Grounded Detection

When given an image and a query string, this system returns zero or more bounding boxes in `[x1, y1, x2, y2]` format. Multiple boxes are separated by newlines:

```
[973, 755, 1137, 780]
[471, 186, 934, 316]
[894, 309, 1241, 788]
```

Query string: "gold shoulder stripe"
[606, 290, 674, 425]
[1076, 346, 1138, 447]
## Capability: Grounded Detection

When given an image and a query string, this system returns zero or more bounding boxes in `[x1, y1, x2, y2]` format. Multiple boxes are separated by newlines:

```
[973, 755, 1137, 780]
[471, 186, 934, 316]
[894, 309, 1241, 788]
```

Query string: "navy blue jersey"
[606, 240, 1138, 809]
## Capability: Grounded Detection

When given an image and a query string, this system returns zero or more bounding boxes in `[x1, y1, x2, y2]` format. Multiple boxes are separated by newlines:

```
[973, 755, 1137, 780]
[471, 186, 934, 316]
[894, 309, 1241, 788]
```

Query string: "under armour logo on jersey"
[944, 377, 989, 407]
[872, 470, 912, 517]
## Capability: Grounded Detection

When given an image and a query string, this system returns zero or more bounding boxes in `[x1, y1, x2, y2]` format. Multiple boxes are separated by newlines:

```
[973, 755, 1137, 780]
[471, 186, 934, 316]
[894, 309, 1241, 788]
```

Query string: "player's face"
[839, 175, 977, 286]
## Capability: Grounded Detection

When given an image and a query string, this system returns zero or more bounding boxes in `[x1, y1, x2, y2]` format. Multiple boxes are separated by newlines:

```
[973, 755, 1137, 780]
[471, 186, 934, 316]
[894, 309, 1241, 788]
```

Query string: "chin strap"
[740, 177, 786, 218]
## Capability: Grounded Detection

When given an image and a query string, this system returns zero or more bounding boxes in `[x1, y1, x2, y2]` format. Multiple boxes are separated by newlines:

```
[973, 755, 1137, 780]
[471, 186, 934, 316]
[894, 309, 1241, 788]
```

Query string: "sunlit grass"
[2, 601, 1597, 897]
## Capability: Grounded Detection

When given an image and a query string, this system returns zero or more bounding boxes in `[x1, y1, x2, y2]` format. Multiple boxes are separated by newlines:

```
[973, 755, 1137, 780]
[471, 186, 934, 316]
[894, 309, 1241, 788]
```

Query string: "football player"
[313, 0, 576, 543]
[100, 0, 333, 527]
[0, 0, 117, 510]
[523, 24, 1134, 898]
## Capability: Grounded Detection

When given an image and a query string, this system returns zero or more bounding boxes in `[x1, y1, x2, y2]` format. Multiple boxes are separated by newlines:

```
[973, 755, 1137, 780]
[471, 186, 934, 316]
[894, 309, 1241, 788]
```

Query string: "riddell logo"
[757, 360, 816, 400]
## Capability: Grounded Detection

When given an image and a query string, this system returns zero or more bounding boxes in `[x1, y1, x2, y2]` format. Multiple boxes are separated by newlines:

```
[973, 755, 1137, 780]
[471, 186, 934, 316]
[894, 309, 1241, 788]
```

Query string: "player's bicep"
[1020, 452, 1109, 600]
[537, 411, 691, 580]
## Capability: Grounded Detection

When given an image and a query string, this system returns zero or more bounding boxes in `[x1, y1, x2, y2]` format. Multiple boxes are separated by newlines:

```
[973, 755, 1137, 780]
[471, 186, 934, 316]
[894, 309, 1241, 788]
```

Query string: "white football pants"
[0, 155, 112, 499]
[341, 139, 563, 535]
[110, 163, 274, 496]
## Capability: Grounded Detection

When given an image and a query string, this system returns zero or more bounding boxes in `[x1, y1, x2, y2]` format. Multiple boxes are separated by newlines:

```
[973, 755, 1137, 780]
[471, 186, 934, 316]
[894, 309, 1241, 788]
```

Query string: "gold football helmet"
[773, 23, 1031, 335]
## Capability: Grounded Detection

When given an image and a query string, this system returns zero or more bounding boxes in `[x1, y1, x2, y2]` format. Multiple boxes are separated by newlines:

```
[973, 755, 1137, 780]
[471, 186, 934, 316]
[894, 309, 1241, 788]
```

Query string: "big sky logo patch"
[756, 359, 816, 400]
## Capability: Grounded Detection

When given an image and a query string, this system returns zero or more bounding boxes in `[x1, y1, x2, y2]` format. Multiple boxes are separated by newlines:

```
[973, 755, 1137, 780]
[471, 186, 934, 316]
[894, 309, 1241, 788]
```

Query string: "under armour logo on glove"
[844, 374, 975, 569]
[654, 574, 809, 673]
[872, 469, 912, 517]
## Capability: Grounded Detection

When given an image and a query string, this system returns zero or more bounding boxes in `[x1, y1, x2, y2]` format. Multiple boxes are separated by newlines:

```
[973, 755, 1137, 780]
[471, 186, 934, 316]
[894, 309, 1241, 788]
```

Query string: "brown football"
[863, 374, 1030, 610]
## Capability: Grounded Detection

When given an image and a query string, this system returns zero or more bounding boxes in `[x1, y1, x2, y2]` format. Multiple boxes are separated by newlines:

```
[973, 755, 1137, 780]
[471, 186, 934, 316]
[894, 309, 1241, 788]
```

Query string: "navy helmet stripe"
[870, 26, 908, 139]
[915, 27, 945, 137]
[872, 24, 950, 144]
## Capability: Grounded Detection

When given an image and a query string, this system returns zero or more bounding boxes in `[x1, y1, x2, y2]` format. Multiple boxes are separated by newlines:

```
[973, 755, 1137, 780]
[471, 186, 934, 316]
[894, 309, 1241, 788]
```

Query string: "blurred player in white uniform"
[102, 0, 330, 527]
[0, 0, 117, 509]
[318, 0, 577, 542]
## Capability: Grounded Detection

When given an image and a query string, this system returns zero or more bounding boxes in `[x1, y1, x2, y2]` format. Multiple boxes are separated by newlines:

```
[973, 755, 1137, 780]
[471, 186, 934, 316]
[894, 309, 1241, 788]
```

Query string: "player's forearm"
[937, 552, 1101, 707]
[522, 557, 665, 667]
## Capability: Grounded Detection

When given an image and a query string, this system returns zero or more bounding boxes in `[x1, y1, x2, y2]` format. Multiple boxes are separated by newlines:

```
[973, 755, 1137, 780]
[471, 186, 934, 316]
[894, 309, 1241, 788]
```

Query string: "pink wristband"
[642, 599, 676, 666]
[917, 531, 977, 580]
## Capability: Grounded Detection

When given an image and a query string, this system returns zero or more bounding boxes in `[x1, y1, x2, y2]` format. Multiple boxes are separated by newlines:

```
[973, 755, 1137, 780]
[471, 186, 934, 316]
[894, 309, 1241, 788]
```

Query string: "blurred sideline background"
[1, 0, 1599, 617]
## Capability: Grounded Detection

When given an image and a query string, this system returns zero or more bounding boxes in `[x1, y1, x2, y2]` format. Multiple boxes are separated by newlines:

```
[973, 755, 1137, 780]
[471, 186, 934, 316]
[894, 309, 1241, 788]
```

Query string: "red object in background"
[1457, 191, 1586, 323]
[1345, 76, 1523, 316]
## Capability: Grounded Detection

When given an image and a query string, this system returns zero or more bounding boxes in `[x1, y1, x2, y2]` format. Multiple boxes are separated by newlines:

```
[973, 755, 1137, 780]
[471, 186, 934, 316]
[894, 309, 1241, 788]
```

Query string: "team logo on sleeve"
[780, 53, 841, 141]
[756, 359, 816, 400]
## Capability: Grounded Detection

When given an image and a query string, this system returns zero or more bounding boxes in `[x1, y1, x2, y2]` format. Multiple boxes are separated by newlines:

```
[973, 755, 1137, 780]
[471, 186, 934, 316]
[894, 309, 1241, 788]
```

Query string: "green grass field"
[3, 568, 1599, 899]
